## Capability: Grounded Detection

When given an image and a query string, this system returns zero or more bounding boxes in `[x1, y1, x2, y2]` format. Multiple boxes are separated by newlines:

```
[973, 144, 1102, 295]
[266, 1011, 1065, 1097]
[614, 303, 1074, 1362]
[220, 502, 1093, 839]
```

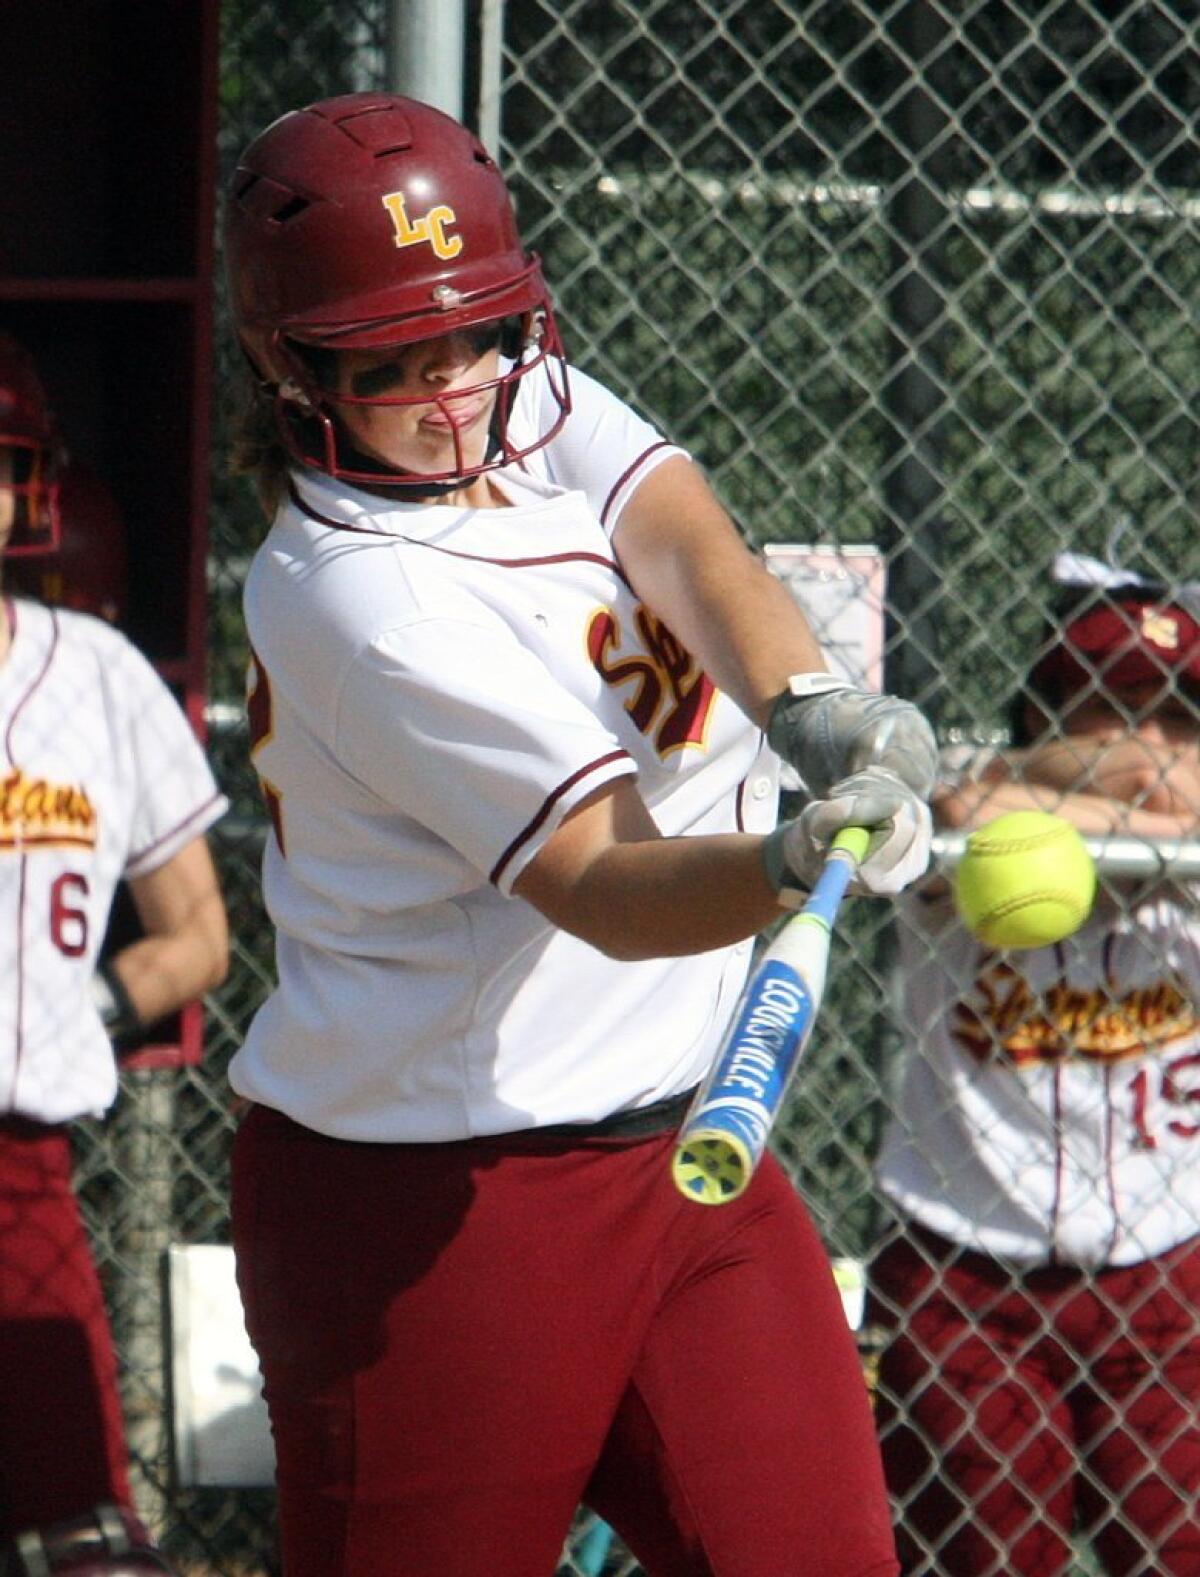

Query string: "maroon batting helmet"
[5, 461, 129, 623]
[224, 92, 570, 487]
[0, 331, 62, 555]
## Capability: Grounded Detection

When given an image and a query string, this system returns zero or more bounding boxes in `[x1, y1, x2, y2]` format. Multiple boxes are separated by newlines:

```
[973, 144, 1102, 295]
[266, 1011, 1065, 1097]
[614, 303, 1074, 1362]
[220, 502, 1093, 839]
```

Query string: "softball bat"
[671, 824, 871, 1205]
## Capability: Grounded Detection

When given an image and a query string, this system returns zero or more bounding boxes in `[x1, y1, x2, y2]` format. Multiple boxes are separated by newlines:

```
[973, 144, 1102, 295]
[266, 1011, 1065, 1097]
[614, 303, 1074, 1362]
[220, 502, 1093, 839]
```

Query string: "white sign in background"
[168, 1243, 274, 1487]
[763, 543, 887, 693]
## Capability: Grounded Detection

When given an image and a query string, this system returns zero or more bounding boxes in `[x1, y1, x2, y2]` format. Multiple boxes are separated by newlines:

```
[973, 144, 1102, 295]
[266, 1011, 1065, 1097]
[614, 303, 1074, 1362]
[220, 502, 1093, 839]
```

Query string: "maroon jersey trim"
[490, 750, 633, 888]
[599, 441, 675, 530]
[1049, 1064, 1065, 1266]
[8, 855, 29, 1108]
[126, 790, 227, 875]
[3, 602, 59, 766]
[288, 482, 633, 586]
[1101, 1060, 1120, 1264]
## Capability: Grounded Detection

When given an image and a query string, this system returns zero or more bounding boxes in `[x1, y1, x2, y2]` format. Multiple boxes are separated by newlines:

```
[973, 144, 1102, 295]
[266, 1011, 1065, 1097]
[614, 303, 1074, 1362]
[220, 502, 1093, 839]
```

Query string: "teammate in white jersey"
[224, 92, 938, 1577]
[0, 333, 229, 1574]
[869, 568, 1200, 1575]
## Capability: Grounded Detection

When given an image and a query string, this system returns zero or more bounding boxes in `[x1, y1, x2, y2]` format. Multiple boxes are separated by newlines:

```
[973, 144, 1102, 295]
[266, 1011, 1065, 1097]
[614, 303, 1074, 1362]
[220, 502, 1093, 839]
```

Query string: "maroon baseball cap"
[1031, 595, 1200, 699]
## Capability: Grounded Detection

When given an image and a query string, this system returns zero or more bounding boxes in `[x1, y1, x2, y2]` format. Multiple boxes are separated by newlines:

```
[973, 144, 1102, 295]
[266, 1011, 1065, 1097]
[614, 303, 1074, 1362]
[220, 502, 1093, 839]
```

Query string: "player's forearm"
[1033, 740, 1200, 820]
[580, 834, 783, 958]
[115, 840, 230, 1029]
[936, 780, 1193, 841]
[107, 895, 229, 1028]
[613, 458, 826, 724]
[655, 552, 827, 729]
[1006, 738, 1179, 805]
[519, 830, 779, 960]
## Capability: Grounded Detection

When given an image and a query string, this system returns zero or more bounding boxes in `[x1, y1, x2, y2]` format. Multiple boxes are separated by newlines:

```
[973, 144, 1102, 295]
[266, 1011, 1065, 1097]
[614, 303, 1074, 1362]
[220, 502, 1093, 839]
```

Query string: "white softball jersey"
[876, 878, 1200, 1269]
[231, 373, 778, 1142]
[0, 599, 227, 1123]
[508, 359, 685, 531]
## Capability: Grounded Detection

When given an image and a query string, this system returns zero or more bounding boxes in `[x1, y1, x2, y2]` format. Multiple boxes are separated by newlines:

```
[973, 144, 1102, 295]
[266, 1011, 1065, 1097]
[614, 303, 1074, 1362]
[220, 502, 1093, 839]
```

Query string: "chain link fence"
[79, 2, 1199, 1571]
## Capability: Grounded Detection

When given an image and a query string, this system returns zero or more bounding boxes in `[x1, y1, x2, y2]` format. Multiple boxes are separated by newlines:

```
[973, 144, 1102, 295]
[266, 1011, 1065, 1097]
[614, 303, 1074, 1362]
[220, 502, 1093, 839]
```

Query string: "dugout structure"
[0, 0, 221, 1069]
[0, 1, 224, 1553]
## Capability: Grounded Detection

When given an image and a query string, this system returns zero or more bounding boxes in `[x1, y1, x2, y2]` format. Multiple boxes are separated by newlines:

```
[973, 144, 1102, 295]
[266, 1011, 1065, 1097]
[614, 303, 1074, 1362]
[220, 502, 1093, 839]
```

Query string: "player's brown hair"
[230, 368, 291, 517]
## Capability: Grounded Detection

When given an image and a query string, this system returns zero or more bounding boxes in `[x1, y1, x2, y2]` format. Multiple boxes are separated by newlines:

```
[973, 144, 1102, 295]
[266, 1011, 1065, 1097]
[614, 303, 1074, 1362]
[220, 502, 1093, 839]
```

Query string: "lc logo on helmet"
[1141, 609, 1180, 652]
[381, 191, 462, 260]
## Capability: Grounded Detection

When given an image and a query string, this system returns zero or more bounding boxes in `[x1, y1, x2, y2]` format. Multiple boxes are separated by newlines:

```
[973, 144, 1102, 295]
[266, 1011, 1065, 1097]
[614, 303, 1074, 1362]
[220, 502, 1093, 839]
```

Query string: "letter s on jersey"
[587, 604, 718, 757]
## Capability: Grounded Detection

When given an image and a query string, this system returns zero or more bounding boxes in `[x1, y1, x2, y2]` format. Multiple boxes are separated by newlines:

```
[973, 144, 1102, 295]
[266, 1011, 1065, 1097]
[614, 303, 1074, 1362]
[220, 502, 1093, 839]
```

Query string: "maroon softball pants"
[231, 1103, 899, 1577]
[869, 1224, 1200, 1576]
[0, 1121, 132, 1535]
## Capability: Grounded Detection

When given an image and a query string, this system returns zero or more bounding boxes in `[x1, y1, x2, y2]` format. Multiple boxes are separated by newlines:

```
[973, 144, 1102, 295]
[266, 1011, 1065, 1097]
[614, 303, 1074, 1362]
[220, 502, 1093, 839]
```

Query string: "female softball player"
[0, 332, 228, 1575]
[870, 565, 1200, 1575]
[224, 92, 938, 1577]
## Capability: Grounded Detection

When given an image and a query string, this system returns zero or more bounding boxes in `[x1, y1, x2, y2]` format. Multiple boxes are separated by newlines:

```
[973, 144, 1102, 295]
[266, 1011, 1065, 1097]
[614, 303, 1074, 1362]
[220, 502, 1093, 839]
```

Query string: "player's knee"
[2, 1504, 180, 1576]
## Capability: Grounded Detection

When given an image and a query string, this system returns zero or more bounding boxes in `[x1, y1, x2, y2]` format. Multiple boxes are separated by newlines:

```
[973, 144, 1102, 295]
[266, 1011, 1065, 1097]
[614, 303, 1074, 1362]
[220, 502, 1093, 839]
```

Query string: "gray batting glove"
[766, 674, 939, 801]
[761, 766, 934, 903]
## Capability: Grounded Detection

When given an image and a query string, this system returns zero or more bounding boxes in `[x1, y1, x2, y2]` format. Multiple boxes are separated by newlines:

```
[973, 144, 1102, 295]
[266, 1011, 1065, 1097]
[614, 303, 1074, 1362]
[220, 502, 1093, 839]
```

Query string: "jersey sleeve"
[110, 637, 228, 878]
[529, 363, 689, 535]
[333, 616, 637, 893]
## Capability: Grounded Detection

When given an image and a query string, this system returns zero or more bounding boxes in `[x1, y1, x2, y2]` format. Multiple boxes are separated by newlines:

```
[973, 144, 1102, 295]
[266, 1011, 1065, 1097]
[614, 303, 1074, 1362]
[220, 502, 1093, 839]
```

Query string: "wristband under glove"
[92, 960, 142, 1041]
[761, 823, 812, 910]
[766, 673, 939, 801]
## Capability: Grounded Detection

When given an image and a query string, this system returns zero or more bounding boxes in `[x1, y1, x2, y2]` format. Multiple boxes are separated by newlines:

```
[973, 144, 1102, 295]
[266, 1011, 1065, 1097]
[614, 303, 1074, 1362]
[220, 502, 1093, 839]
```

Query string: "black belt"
[509, 1085, 699, 1143]
[249, 1090, 701, 1149]
[0, 1114, 65, 1141]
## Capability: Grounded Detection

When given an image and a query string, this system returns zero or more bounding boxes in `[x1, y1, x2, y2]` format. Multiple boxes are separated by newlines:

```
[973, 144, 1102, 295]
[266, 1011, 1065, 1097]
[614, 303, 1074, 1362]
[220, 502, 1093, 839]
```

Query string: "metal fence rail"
[77, 4, 1200, 1572]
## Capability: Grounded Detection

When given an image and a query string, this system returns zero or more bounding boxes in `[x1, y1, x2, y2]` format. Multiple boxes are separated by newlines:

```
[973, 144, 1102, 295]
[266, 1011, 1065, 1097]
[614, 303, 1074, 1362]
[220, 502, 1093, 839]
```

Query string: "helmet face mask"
[225, 93, 571, 489]
[268, 307, 569, 488]
[0, 334, 63, 555]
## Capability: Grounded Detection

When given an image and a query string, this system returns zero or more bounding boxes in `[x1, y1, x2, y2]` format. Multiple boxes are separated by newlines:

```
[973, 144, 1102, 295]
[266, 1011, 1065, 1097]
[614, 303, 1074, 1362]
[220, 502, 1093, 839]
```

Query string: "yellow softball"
[953, 809, 1097, 949]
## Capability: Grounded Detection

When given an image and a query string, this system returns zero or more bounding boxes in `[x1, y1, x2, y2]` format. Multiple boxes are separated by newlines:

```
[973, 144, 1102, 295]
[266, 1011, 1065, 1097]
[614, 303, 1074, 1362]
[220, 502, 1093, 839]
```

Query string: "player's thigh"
[0, 1125, 132, 1531]
[1078, 1243, 1200, 1576]
[871, 1234, 1077, 1577]
[231, 1108, 672, 1576]
[588, 1156, 897, 1577]
[1082, 1394, 1200, 1577]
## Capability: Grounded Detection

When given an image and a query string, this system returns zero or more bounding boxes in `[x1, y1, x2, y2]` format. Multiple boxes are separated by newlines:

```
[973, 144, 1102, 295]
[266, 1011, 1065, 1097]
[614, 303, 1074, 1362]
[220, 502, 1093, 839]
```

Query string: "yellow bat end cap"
[672, 1133, 751, 1205]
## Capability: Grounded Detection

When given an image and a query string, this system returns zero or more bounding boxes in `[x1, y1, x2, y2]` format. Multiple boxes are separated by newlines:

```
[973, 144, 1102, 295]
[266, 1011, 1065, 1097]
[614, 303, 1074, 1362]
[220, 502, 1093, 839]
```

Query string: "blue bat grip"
[802, 829, 865, 925]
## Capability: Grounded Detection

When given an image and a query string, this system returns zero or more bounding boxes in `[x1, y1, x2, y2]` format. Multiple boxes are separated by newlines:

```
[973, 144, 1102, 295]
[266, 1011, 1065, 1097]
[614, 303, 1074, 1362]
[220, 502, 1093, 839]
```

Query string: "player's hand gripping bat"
[672, 825, 871, 1205]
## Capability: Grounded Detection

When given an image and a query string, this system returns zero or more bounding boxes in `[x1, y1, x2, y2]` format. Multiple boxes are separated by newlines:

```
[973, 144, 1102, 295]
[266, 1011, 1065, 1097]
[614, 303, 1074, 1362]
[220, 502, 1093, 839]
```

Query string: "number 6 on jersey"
[672, 825, 871, 1205]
